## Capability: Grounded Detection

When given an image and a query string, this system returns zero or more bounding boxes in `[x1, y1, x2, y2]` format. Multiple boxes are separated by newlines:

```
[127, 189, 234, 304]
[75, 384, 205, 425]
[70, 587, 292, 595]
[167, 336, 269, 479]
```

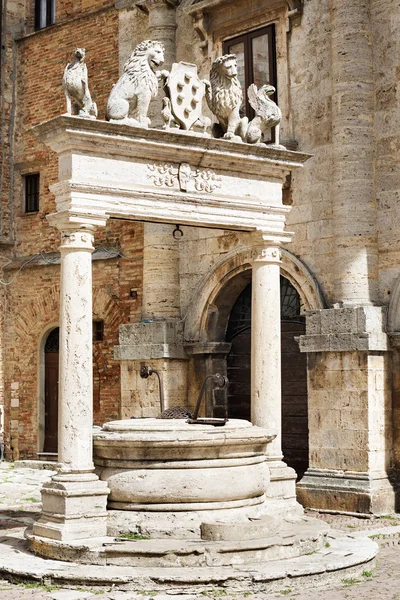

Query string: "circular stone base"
[12, 529, 378, 594]
[28, 516, 330, 568]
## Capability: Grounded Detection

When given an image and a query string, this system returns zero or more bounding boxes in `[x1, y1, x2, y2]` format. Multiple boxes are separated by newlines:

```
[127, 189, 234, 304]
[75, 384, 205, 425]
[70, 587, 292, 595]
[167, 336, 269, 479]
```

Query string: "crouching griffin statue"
[205, 54, 282, 145]
[106, 40, 168, 127]
[62, 48, 98, 119]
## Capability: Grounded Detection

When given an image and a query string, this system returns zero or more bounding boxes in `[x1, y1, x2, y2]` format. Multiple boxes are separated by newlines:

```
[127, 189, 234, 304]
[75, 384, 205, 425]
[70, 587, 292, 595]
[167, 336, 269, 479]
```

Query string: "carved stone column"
[32, 217, 109, 542]
[250, 232, 300, 516]
[136, 0, 178, 67]
[331, 0, 378, 305]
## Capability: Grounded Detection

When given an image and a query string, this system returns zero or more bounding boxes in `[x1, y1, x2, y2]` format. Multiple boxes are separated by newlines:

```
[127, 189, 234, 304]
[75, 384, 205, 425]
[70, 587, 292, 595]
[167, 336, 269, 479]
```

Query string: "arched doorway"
[226, 276, 309, 479]
[43, 327, 59, 454]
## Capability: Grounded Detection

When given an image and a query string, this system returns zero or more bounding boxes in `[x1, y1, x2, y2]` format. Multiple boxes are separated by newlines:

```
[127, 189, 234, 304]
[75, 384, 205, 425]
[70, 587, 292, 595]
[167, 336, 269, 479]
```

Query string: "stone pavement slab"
[49, 592, 96, 600]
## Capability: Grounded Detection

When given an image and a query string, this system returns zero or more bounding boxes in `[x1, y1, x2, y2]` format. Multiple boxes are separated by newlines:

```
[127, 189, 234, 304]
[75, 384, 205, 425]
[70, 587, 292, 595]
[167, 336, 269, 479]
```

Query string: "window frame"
[223, 24, 277, 122]
[24, 173, 40, 214]
[93, 320, 105, 342]
[34, 0, 56, 31]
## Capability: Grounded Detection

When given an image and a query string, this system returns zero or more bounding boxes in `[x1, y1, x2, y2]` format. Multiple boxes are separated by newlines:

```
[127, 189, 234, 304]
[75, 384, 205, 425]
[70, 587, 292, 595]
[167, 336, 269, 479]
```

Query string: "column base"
[32, 478, 109, 541]
[264, 459, 303, 517]
[297, 468, 395, 515]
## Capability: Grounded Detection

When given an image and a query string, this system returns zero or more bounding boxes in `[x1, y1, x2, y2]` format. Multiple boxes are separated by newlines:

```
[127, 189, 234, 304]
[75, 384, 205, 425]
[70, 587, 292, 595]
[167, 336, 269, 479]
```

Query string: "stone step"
[0, 530, 378, 594]
[28, 517, 329, 568]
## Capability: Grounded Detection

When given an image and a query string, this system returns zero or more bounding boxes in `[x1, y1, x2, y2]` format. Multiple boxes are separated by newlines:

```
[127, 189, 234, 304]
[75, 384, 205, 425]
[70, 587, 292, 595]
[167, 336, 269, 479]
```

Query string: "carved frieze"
[147, 163, 179, 188]
[147, 162, 221, 194]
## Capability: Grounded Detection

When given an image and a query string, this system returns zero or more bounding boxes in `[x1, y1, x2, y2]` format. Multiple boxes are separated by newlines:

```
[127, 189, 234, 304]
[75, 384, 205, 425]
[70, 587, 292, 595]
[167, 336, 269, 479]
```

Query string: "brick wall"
[14, 4, 119, 257]
[3, 220, 143, 459]
[1, 1, 146, 458]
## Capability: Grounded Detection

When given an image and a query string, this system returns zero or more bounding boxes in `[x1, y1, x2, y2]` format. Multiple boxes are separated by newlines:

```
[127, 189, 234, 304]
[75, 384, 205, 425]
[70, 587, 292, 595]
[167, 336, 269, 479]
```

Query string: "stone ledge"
[183, 342, 231, 355]
[298, 332, 389, 353]
[115, 320, 188, 360]
[299, 306, 390, 352]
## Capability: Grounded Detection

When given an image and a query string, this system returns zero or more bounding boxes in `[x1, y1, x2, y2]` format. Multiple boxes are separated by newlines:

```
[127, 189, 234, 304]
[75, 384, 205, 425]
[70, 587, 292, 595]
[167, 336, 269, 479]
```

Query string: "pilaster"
[297, 307, 395, 515]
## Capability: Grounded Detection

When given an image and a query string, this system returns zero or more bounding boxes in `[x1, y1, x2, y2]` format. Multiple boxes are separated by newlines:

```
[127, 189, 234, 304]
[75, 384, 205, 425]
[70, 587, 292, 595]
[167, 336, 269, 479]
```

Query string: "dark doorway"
[225, 277, 309, 479]
[43, 328, 59, 453]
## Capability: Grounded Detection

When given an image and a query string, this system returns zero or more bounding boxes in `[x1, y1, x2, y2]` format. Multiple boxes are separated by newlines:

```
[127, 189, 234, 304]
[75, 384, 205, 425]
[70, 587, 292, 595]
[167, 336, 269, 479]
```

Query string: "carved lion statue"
[62, 48, 97, 119]
[106, 40, 167, 128]
[205, 54, 244, 140]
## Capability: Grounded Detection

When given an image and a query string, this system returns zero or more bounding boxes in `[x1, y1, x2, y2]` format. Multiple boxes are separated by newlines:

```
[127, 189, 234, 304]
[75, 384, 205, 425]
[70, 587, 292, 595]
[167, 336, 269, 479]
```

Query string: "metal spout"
[192, 373, 229, 421]
[140, 363, 165, 414]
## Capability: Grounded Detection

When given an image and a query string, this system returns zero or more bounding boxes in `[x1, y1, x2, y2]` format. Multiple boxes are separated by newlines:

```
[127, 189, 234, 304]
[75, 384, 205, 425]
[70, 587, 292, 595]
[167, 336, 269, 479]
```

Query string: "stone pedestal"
[32, 220, 109, 542]
[297, 306, 395, 515]
[250, 233, 300, 516]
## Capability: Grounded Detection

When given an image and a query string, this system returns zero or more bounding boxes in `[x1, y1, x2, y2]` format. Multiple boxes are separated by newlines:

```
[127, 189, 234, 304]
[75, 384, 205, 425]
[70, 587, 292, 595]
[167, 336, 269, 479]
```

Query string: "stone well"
[93, 418, 275, 538]
[29, 416, 335, 571]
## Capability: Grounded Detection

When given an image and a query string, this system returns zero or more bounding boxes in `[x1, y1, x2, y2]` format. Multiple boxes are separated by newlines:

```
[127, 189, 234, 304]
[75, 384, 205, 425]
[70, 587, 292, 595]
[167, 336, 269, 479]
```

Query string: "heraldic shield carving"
[165, 62, 206, 131]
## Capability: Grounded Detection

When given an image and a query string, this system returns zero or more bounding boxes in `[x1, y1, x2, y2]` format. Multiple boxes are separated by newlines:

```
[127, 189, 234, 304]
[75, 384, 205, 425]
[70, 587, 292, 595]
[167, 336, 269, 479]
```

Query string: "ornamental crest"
[147, 162, 221, 194]
[165, 62, 205, 131]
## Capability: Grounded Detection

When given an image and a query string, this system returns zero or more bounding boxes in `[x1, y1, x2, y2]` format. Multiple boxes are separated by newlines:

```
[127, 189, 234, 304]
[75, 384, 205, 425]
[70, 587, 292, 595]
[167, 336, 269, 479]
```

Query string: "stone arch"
[184, 245, 325, 343]
[15, 283, 60, 344]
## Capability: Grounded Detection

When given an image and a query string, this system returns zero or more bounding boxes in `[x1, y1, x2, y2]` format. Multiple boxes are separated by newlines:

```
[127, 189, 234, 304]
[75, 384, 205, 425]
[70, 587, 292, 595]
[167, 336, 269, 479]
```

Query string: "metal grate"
[45, 328, 59, 353]
[226, 277, 303, 341]
[24, 174, 40, 213]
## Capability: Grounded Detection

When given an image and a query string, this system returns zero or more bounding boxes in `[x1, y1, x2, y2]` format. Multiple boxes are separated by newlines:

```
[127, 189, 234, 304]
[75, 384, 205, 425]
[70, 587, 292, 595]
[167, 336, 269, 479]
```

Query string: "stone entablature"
[33, 115, 310, 235]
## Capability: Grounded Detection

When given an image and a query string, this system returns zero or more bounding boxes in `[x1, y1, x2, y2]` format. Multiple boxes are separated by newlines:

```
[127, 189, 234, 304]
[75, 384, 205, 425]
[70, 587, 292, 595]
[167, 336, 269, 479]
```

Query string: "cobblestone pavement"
[0, 462, 399, 600]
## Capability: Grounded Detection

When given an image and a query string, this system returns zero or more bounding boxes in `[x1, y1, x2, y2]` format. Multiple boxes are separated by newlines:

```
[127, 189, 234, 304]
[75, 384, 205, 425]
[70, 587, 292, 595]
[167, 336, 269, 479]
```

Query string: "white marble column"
[57, 227, 97, 475]
[250, 232, 301, 516]
[251, 242, 282, 459]
[32, 219, 109, 542]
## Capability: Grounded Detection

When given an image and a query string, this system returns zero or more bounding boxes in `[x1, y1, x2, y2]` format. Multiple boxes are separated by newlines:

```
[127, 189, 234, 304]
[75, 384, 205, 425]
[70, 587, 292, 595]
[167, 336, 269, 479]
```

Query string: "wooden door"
[225, 279, 309, 480]
[44, 329, 59, 453]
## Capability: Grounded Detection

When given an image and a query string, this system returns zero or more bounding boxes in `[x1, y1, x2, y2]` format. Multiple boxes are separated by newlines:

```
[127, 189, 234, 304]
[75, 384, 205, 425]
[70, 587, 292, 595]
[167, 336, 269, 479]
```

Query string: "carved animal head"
[125, 40, 165, 74]
[211, 54, 239, 83]
[259, 84, 276, 97]
[74, 48, 86, 61]
[208, 54, 243, 115]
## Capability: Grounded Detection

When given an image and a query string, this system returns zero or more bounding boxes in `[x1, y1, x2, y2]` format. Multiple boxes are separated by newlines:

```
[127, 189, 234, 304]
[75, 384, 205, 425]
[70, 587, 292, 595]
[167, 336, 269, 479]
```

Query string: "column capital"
[249, 230, 292, 264]
[136, 0, 180, 13]
[47, 211, 108, 234]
